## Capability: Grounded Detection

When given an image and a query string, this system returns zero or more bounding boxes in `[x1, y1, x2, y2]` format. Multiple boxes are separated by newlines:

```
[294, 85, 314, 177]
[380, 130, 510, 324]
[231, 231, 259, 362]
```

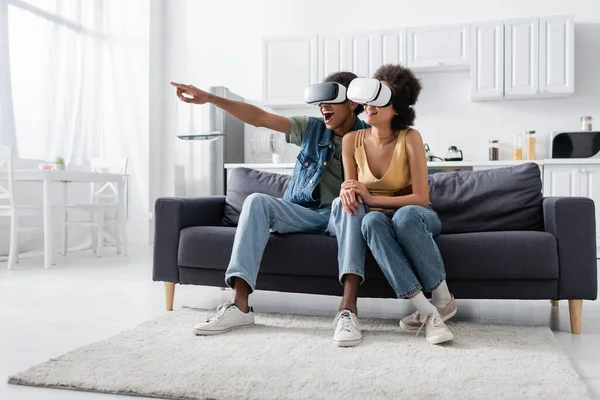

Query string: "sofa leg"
[568, 300, 583, 334]
[165, 282, 175, 311]
[551, 300, 559, 306]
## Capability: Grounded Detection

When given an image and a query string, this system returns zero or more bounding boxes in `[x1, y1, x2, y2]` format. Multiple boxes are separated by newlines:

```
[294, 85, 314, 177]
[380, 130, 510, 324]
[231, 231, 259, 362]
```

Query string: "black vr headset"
[304, 78, 393, 107]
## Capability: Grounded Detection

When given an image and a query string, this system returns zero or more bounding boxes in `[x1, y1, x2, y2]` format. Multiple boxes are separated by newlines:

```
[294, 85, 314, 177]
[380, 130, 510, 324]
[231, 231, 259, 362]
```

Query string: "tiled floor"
[1, 246, 599, 399]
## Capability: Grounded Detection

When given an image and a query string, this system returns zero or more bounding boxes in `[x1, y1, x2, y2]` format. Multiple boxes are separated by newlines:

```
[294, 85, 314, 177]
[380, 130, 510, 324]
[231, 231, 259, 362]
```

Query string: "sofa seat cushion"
[437, 231, 558, 280]
[179, 227, 559, 282]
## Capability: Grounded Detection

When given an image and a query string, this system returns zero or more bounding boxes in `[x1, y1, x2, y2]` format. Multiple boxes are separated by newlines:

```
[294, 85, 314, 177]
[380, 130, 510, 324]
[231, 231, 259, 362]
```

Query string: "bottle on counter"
[581, 116, 593, 131]
[512, 134, 523, 160]
[526, 131, 536, 160]
[489, 140, 499, 161]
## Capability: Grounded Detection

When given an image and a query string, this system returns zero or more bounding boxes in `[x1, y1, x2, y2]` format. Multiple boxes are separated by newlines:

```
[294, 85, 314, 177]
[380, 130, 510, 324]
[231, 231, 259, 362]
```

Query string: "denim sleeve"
[286, 115, 309, 146]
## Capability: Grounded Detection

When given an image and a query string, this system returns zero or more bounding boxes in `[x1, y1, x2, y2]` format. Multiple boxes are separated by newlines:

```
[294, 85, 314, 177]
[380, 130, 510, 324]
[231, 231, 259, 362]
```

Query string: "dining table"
[12, 169, 128, 269]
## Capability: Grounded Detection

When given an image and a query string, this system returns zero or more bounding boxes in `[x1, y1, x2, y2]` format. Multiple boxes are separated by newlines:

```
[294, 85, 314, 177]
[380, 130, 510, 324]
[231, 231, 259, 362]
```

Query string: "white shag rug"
[8, 307, 590, 400]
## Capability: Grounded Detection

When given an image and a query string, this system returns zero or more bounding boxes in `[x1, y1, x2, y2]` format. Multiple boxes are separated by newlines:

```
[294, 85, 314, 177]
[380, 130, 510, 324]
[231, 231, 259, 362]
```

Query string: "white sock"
[410, 292, 438, 319]
[431, 281, 452, 308]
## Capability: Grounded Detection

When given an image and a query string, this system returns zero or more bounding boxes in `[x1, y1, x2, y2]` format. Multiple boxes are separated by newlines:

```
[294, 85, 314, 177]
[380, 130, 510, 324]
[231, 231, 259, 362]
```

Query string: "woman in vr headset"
[337, 64, 455, 345]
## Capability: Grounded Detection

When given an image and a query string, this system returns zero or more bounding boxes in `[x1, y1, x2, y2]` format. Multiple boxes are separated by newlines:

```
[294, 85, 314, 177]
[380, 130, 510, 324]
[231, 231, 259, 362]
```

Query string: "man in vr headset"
[170, 72, 369, 344]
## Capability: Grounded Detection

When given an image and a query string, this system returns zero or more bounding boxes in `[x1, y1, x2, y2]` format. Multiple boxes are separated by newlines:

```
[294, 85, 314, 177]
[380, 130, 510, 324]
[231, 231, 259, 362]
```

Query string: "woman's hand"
[342, 180, 373, 206]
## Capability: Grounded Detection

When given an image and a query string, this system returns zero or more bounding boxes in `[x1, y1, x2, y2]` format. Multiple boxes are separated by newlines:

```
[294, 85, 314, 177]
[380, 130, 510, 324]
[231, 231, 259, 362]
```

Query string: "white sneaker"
[419, 313, 454, 345]
[333, 309, 362, 347]
[193, 303, 255, 336]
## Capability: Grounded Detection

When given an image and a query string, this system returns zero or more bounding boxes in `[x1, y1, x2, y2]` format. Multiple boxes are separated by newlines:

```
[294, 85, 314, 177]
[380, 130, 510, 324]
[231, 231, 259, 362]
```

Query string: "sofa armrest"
[152, 196, 226, 283]
[543, 197, 597, 299]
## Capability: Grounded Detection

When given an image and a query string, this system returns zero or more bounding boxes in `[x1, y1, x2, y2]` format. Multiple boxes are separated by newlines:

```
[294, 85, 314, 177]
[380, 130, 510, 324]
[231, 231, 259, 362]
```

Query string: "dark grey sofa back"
[222, 163, 544, 233]
[429, 163, 544, 233]
[223, 168, 290, 226]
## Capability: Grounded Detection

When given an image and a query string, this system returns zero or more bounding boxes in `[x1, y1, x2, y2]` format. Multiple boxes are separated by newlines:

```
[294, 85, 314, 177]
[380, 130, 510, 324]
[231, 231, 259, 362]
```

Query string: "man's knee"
[243, 193, 274, 211]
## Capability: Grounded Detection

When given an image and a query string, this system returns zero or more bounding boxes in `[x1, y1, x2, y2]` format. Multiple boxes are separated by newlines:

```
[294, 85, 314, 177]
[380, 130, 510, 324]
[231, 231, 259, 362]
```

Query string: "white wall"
[160, 0, 600, 181]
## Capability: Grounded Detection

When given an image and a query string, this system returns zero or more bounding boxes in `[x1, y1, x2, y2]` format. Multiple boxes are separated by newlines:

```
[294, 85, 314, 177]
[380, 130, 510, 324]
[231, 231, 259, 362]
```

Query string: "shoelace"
[335, 311, 354, 333]
[206, 303, 234, 322]
[415, 313, 444, 337]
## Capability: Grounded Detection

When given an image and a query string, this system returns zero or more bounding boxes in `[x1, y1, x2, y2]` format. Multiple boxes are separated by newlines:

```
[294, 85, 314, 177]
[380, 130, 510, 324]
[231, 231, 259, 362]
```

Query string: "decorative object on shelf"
[513, 135, 523, 160]
[581, 116, 593, 131]
[489, 140, 499, 161]
[249, 129, 287, 163]
[424, 143, 443, 161]
[444, 146, 463, 162]
[55, 156, 65, 171]
[526, 131, 536, 160]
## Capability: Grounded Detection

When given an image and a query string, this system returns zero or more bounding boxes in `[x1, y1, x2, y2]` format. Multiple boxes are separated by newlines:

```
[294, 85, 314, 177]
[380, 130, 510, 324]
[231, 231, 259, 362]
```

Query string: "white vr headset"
[304, 82, 348, 105]
[347, 78, 393, 107]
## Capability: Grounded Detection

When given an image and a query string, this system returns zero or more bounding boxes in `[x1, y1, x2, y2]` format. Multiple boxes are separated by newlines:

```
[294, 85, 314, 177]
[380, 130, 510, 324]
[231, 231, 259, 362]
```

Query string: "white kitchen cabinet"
[346, 33, 381, 78]
[539, 15, 574, 96]
[504, 18, 539, 99]
[544, 164, 600, 255]
[580, 166, 600, 254]
[470, 21, 504, 100]
[380, 29, 408, 66]
[263, 35, 318, 106]
[543, 165, 581, 197]
[318, 35, 348, 82]
[407, 24, 469, 71]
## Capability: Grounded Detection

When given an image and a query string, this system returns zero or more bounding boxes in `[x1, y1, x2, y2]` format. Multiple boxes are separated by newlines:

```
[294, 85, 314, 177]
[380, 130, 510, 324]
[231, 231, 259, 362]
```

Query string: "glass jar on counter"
[512, 134, 523, 160]
[489, 140, 499, 161]
[581, 116, 593, 131]
[526, 131, 536, 160]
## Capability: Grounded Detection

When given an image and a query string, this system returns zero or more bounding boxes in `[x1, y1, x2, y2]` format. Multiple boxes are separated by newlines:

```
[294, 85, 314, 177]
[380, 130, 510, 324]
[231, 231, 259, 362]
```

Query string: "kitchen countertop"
[226, 158, 600, 169]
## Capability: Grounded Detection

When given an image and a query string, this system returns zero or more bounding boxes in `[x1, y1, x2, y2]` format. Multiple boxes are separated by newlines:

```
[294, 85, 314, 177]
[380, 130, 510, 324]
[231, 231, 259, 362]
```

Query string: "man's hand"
[340, 187, 361, 215]
[342, 180, 372, 206]
[171, 82, 212, 105]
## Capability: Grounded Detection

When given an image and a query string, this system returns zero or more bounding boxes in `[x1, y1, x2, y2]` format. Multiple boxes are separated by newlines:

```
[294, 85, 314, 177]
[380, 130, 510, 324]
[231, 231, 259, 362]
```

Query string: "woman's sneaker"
[193, 303, 255, 335]
[333, 309, 362, 347]
[420, 313, 453, 345]
[400, 295, 457, 331]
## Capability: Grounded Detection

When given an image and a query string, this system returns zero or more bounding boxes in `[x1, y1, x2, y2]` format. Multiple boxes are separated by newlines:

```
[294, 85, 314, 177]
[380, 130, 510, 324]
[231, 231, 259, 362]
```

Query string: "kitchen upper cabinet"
[407, 24, 469, 71]
[470, 21, 504, 100]
[263, 35, 317, 106]
[318, 35, 347, 82]
[539, 15, 574, 96]
[381, 29, 407, 66]
[504, 18, 539, 99]
[346, 33, 381, 78]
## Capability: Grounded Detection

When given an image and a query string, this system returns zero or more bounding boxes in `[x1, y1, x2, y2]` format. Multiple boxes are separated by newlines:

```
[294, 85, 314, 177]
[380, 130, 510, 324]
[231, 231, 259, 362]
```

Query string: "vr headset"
[304, 82, 348, 105]
[347, 78, 393, 107]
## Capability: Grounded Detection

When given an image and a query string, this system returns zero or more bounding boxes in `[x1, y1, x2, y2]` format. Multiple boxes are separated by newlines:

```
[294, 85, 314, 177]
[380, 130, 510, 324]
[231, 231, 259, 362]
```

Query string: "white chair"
[61, 158, 128, 257]
[0, 147, 44, 270]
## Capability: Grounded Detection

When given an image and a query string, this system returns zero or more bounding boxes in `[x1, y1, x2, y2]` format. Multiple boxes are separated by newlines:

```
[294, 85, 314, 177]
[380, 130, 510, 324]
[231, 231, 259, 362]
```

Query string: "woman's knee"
[361, 212, 388, 236]
[392, 206, 423, 228]
[331, 197, 343, 215]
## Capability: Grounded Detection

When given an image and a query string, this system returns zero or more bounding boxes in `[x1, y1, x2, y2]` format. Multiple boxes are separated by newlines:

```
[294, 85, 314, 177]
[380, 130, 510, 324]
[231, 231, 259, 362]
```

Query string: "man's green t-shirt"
[286, 116, 343, 209]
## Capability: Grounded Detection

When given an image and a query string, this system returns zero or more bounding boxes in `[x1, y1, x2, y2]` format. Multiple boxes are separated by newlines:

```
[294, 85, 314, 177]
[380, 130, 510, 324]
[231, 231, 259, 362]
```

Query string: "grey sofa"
[153, 163, 597, 334]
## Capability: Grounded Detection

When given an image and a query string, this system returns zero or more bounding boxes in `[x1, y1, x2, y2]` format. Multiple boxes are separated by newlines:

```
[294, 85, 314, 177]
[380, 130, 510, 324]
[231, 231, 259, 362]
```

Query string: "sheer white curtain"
[0, 0, 16, 148]
[0, 0, 151, 254]
[3, 0, 148, 166]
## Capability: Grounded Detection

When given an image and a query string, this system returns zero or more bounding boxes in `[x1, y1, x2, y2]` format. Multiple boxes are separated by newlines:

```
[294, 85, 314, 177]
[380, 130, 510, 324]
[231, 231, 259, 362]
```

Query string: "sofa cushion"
[437, 231, 558, 280]
[222, 168, 291, 226]
[429, 163, 544, 234]
[178, 228, 559, 282]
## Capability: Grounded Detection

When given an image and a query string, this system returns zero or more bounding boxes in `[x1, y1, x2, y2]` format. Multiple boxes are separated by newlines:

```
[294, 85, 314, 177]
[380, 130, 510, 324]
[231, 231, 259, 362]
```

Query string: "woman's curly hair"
[373, 64, 422, 131]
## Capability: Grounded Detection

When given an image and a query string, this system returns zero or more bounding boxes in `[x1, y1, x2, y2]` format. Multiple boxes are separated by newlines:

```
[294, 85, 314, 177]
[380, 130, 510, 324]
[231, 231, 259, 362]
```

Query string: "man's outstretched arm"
[170, 82, 291, 134]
